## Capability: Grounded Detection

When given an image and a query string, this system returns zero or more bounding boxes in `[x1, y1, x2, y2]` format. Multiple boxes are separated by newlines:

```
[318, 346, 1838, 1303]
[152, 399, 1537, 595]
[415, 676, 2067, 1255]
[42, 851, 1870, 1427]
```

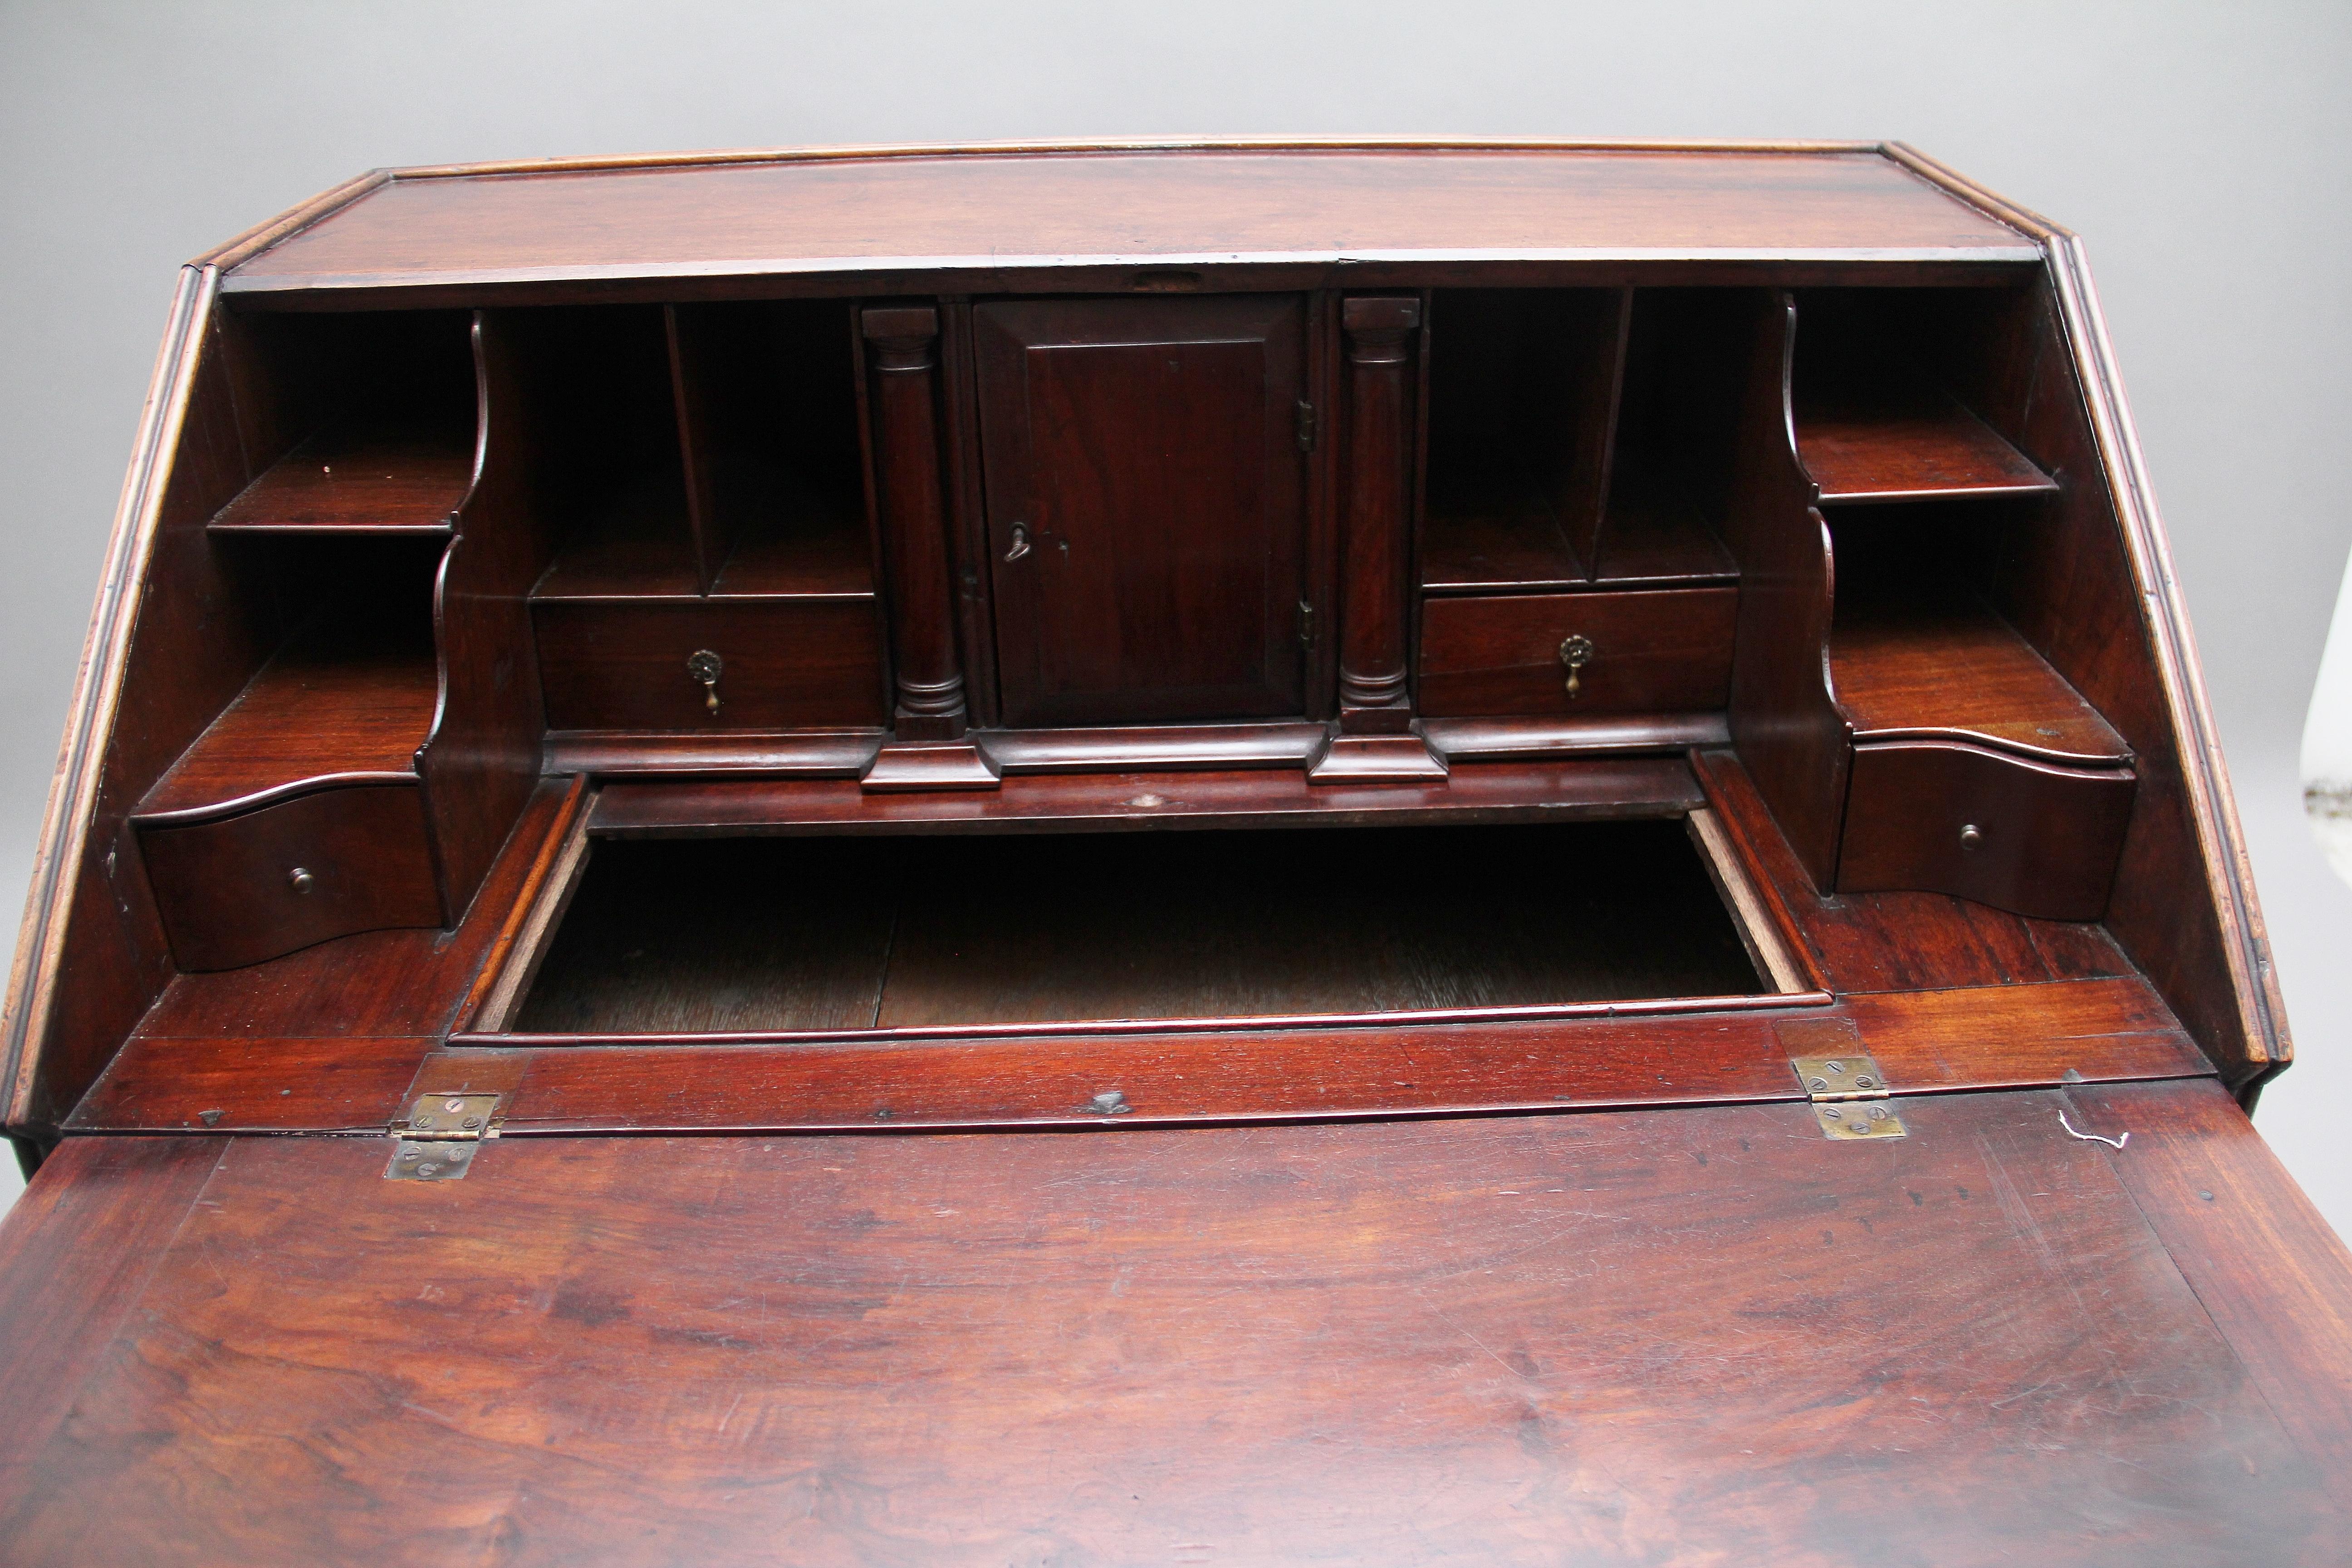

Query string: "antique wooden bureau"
[0, 139, 2346, 1565]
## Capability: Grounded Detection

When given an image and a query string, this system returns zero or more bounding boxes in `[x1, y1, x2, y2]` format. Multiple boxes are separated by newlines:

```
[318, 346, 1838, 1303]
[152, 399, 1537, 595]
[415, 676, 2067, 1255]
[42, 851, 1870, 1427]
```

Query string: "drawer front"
[1838, 740, 2136, 921]
[137, 784, 445, 971]
[534, 600, 888, 732]
[1417, 588, 1737, 718]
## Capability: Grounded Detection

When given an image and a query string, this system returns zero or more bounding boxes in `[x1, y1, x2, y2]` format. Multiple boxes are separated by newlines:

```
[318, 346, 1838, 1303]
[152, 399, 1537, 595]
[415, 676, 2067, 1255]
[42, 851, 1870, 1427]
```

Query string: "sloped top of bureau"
[0, 141, 2340, 1568]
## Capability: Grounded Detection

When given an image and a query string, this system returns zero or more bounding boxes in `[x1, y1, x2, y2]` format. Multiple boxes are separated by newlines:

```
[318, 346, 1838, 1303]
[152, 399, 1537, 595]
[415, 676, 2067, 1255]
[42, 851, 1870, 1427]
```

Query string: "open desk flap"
[0, 1080, 2346, 1565]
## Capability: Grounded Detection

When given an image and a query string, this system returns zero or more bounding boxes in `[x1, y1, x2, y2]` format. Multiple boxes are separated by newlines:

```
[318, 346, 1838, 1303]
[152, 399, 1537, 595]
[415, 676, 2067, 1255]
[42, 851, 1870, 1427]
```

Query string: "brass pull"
[1559, 634, 1595, 699]
[1005, 523, 1033, 562]
[686, 649, 723, 715]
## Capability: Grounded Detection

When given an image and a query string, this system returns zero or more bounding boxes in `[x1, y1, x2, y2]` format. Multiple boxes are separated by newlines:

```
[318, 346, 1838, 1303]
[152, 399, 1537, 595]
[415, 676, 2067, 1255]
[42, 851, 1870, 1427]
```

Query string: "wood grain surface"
[1798, 392, 2057, 503]
[136, 783, 444, 970]
[1694, 747, 2136, 995]
[134, 627, 437, 821]
[71, 972, 2207, 1136]
[120, 779, 575, 1045]
[977, 296, 1308, 727]
[1417, 586, 1737, 717]
[590, 759, 1705, 837]
[513, 819, 1763, 1035]
[221, 147, 2037, 300]
[1830, 598, 2131, 763]
[5, 1084, 2345, 1566]
[1838, 740, 2136, 920]
[205, 428, 472, 534]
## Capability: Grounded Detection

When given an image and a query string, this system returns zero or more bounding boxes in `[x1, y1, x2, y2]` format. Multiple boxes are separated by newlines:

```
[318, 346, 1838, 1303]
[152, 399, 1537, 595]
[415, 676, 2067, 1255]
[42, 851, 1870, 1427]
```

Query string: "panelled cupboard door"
[975, 295, 1309, 727]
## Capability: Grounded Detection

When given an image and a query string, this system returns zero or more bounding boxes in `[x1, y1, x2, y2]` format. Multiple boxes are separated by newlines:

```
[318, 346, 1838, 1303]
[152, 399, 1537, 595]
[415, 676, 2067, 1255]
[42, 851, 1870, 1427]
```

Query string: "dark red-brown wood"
[1334, 295, 1421, 732]
[1838, 740, 2136, 919]
[136, 784, 443, 971]
[530, 599, 887, 731]
[975, 295, 1309, 726]
[70, 971, 2200, 1136]
[1417, 586, 1736, 717]
[7, 1081, 2346, 1566]
[590, 758, 1704, 838]
[0, 145, 2322, 1566]
[218, 145, 2041, 303]
[862, 305, 969, 743]
[1717, 290, 1851, 888]
[205, 429, 471, 534]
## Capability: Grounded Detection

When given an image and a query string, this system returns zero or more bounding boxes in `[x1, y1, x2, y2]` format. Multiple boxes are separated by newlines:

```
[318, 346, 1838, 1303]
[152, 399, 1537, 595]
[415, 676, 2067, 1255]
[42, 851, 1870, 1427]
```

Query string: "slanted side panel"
[1994, 277, 2276, 1080]
[3, 274, 292, 1132]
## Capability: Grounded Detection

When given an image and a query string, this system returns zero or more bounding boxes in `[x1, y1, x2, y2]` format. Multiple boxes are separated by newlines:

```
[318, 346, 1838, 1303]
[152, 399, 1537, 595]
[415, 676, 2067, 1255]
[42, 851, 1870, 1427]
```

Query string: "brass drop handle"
[686, 649, 723, 715]
[1559, 634, 1595, 699]
[1005, 522, 1033, 562]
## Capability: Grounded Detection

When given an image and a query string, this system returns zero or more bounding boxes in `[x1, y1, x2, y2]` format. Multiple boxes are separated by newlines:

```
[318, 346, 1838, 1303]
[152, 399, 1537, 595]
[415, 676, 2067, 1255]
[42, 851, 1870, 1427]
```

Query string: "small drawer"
[1417, 588, 1738, 718]
[137, 784, 445, 971]
[533, 599, 889, 731]
[1837, 740, 2136, 920]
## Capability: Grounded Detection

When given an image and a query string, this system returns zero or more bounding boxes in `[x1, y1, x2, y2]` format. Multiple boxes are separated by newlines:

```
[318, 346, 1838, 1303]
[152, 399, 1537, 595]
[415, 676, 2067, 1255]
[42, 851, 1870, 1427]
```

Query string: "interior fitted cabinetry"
[0, 144, 2337, 1566]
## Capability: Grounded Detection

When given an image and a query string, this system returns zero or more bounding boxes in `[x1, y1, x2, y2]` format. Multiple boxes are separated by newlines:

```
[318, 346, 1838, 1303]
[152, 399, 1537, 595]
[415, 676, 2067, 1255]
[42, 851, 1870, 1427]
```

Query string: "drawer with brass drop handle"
[686, 649, 724, 715]
[532, 600, 888, 730]
[1418, 588, 1736, 717]
[1558, 634, 1595, 698]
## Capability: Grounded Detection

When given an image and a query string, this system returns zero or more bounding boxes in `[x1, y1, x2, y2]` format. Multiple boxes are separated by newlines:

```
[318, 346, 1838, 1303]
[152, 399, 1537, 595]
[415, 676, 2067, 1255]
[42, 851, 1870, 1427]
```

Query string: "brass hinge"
[384, 1092, 503, 1181]
[1296, 398, 1317, 453]
[1298, 598, 1317, 648]
[1791, 1054, 1906, 1141]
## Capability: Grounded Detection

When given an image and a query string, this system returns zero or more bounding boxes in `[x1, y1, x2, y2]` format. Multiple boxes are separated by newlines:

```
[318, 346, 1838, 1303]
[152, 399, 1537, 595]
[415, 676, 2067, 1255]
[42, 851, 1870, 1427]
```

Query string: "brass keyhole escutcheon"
[686, 649, 723, 715]
[1559, 634, 1596, 699]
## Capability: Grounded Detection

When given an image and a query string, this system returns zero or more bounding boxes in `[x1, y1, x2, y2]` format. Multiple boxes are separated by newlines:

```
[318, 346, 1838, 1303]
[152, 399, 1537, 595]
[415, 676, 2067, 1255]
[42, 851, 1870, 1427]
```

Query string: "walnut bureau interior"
[0, 142, 2343, 1566]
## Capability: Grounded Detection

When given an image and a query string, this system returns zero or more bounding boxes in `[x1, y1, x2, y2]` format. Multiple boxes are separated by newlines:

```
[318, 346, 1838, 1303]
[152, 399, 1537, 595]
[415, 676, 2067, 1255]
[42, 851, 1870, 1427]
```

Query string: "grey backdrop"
[1, 0, 2346, 1232]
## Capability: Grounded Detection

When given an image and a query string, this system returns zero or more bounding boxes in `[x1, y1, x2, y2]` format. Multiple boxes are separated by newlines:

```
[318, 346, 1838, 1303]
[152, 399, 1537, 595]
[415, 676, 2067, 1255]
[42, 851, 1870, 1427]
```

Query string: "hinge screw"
[444, 1098, 466, 1112]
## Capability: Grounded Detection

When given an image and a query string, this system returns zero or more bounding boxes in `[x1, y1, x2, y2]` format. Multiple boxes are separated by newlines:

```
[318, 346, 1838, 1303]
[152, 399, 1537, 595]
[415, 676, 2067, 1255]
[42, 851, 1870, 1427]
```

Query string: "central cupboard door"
[975, 295, 1309, 727]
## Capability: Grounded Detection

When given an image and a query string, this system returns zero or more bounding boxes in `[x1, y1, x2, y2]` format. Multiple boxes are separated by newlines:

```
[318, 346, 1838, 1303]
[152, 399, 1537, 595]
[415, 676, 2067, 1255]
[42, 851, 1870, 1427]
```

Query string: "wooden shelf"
[137, 628, 439, 820]
[208, 429, 473, 534]
[1420, 481, 1582, 594]
[1422, 475, 1734, 595]
[1797, 393, 2056, 505]
[534, 509, 874, 602]
[1829, 598, 2128, 764]
[1592, 471, 1737, 586]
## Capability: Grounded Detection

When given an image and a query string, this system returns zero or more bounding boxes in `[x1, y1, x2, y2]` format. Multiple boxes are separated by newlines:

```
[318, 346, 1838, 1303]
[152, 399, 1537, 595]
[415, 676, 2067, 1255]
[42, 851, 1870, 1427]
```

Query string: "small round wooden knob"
[287, 867, 315, 894]
[1959, 824, 1984, 850]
